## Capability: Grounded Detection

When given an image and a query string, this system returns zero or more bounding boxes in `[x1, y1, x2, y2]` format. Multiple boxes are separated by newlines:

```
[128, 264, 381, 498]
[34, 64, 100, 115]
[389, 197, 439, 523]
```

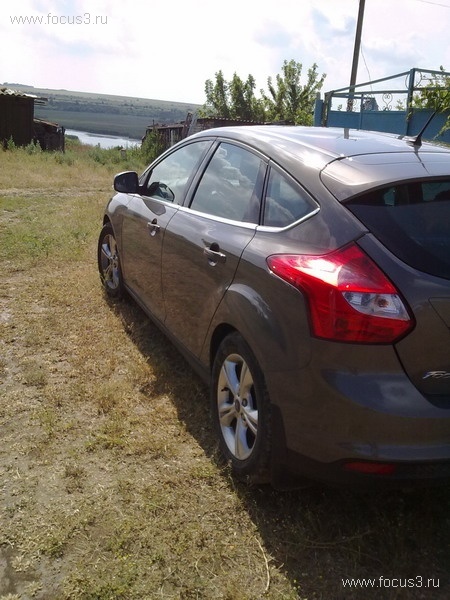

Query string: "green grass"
[0, 143, 450, 599]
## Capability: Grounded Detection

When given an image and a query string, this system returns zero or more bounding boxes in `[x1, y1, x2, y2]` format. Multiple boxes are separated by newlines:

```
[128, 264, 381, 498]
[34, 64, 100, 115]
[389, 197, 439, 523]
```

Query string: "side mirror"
[114, 171, 139, 193]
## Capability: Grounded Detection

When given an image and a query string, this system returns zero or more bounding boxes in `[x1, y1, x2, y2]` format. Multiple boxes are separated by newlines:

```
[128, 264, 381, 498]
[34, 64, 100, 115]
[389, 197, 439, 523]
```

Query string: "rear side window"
[263, 167, 318, 227]
[346, 181, 450, 279]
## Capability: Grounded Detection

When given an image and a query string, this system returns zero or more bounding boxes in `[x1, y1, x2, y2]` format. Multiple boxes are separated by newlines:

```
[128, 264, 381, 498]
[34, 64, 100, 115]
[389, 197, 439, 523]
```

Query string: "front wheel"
[97, 223, 124, 298]
[211, 332, 272, 483]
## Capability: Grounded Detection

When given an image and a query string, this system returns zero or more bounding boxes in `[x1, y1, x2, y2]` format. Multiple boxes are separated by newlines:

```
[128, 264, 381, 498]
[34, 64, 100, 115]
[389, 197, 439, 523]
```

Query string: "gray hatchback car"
[98, 126, 450, 487]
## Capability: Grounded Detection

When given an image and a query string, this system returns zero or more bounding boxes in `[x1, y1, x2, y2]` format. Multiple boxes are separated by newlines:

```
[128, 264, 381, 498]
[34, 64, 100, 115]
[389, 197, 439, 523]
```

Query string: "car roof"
[194, 125, 448, 159]
[192, 125, 450, 200]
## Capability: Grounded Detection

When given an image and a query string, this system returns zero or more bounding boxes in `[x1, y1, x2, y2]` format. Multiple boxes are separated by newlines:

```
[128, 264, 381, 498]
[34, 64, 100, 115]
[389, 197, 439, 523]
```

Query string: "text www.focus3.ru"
[10, 14, 107, 26]
[342, 576, 440, 590]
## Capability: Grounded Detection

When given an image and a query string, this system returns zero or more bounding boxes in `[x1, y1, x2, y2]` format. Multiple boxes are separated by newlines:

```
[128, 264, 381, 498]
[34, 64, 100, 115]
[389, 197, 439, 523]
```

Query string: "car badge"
[422, 371, 450, 379]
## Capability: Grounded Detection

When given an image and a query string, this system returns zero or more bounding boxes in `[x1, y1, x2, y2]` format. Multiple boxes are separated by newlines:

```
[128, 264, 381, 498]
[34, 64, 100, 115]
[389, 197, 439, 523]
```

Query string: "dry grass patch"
[1, 145, 450, 599]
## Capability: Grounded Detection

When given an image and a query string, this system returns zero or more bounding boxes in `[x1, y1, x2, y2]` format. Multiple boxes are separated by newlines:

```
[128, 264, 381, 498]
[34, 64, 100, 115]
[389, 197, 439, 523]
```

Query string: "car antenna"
[406, 110, 437, 148]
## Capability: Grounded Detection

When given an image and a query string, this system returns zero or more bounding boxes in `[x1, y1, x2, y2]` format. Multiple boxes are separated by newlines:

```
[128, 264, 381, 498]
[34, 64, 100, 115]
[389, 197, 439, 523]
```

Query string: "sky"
[1, 0, 450, 105]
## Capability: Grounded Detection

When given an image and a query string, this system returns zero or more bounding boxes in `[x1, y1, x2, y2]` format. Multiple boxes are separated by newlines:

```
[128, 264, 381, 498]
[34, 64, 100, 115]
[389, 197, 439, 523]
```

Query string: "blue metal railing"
[314, 68, 450, 142]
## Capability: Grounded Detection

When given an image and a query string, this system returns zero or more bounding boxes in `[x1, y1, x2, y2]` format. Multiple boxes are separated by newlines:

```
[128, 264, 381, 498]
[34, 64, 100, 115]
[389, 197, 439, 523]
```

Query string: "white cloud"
[1, 0, 449, 103]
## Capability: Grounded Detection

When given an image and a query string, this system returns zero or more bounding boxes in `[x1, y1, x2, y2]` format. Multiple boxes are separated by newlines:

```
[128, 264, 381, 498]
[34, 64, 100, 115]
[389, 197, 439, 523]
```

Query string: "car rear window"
[345, 180, 450, 280]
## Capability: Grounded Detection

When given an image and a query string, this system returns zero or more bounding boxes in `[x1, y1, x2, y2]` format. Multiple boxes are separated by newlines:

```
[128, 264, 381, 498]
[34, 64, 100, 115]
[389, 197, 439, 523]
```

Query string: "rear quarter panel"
[201, 203, 366, 376]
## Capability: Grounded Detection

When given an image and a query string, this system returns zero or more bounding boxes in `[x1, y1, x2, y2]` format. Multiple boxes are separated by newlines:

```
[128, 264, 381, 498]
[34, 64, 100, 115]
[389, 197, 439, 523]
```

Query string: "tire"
[211, 332, 272, 483]
[97, 223, 124, 298]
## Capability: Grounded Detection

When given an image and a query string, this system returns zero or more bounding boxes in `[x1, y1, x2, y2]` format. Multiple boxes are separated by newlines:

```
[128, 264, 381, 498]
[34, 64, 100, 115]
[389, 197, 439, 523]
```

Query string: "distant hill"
[4, 84, 201, 139]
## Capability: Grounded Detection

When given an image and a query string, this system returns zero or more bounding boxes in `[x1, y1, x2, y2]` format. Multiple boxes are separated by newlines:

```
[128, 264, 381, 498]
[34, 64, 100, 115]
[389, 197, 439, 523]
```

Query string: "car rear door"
[161, 141, 266, 357]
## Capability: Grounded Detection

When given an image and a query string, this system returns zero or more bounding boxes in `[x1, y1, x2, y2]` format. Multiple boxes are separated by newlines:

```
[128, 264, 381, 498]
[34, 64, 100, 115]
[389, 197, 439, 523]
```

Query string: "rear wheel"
[211, 332, 271, 483]
[97, 223, 124, 298]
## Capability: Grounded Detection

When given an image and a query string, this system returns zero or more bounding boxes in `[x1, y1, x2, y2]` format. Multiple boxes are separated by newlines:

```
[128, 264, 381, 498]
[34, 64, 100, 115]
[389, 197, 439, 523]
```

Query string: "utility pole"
[347, 0, 366, 111]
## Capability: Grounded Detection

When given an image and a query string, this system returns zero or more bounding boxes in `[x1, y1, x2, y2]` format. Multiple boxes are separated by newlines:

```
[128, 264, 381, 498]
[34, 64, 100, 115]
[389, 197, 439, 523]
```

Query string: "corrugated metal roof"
[0, 87, 36, 98]
[0, 87, 47, 102]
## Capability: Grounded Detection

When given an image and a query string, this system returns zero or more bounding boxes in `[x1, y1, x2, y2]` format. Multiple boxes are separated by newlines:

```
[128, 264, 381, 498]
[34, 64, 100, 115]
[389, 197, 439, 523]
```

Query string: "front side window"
[346, 180, 450, 279]
[142, 140, 211, 204]
[190, 143, 265, 223]
[262, 167, 318, 227]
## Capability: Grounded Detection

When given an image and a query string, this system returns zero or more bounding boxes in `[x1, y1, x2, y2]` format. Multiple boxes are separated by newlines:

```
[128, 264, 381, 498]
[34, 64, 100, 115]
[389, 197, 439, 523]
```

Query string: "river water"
[65, 129, 141, 149]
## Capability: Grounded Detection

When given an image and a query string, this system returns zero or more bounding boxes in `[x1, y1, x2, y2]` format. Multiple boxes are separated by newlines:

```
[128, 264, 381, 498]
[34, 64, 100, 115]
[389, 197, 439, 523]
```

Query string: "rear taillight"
[267, 243, 414, 343]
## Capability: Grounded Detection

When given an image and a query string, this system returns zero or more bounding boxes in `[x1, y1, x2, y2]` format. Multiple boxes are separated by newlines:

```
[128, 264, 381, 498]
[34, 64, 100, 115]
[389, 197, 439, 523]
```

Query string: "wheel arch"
[209, 323, 237, 372]
[204, 280, 309, 378]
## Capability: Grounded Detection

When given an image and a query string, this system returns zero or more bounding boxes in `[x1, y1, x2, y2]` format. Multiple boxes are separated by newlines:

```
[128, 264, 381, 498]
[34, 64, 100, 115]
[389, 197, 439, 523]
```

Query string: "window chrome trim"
[256, 205, 321, 232]
[176, 204, 259, 230]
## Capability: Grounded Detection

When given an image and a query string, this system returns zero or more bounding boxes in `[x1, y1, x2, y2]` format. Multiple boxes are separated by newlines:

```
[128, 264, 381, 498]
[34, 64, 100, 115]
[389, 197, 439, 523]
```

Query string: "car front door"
[161, 141, 266, 356]
[120, 140, 212, 323]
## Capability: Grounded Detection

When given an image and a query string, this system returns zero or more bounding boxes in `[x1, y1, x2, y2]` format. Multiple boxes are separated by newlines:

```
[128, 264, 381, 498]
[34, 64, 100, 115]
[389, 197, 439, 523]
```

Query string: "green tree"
[412, 66, 450, 111]
[262, 60, 326, 125]
[228, 73, 266, 121]
[411, 67, 450, 134]
[201, 60, 326, 124]
[203, 70, 230, 117]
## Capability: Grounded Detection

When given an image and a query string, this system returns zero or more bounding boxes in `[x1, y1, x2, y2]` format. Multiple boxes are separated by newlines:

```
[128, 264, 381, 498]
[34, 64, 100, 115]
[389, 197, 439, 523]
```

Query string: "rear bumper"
[278, 449, 450, 489]
[266, 344, 450, 487]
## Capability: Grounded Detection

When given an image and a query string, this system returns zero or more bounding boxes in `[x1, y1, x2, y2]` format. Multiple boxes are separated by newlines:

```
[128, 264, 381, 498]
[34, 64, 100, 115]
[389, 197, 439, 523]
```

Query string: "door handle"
[204, 242, 226, 265]
[147, 219, 160, 236]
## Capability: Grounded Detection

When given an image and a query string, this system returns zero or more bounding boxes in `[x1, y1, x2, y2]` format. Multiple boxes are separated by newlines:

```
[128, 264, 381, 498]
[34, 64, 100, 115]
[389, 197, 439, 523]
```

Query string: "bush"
[25, 140, 42, 155]
[141, 130, 165, 164]
[6, 136, 16, 151]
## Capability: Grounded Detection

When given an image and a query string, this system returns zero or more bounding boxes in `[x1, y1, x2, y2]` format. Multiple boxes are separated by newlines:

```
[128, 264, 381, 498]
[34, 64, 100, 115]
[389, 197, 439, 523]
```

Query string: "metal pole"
[347, 0, 366, 111]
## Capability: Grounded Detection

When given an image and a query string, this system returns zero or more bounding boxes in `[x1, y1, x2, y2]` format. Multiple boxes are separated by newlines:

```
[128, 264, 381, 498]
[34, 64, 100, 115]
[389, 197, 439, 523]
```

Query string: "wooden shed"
[0, 87, 64, 150]
[33, 118, 65, 151]
[0, 87, 36, 146]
